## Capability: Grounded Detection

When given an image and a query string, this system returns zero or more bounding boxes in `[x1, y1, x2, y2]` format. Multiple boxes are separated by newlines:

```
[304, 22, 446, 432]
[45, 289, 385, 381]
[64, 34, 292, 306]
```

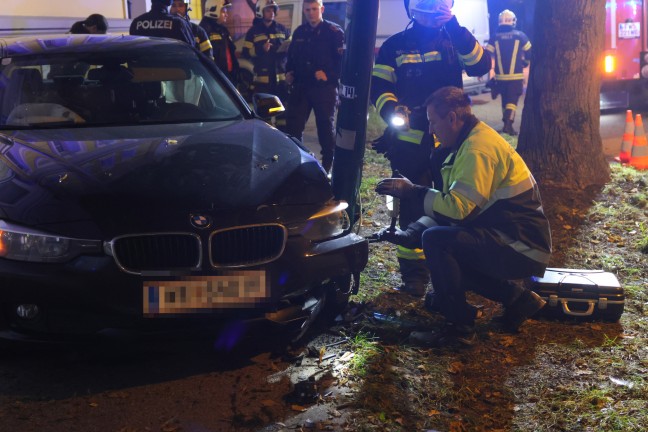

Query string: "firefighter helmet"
[153, 0, 173, 6]
[498, 9, 517, 27]
[404, 0, 453, 19]
[256, 0, 279, 19]
[204, 0, 232, 19]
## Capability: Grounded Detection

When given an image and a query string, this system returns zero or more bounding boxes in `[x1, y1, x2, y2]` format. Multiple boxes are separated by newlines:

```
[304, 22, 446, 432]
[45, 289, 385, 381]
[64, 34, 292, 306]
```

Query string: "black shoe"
[502, 290, 546, 333]
[409, 323, 477, 348]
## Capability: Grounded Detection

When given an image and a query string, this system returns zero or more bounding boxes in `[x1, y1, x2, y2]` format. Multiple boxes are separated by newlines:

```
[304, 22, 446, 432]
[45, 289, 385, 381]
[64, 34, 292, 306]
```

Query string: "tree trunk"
[518, 0, 609, 189]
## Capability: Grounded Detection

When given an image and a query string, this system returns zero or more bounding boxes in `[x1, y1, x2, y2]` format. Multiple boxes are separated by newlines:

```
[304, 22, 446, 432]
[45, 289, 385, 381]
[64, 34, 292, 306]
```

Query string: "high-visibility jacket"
[486, 25, 531, 81]
[371, 17, 491, 143]
[130, 6, 194, 46]
[242, 18, 290, 88]
[418, 118, 551, 267]
[199, 18, 239, 83]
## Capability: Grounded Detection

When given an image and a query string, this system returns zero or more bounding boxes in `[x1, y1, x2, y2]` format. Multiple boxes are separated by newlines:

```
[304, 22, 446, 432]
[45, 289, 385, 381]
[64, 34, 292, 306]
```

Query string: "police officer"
[170, 0, 214, 59]
[242, 0, 291, 128]
[370, 0, 491, 297]
[486, 10, 531, 136]
[129, 0, 194, 46]
[284, 0, 344, 173]
[200, 0, 239, 84]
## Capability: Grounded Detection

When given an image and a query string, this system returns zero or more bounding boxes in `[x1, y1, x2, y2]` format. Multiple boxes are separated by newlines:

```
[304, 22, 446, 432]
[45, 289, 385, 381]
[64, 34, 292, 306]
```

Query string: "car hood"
[0, 120, 329, 237]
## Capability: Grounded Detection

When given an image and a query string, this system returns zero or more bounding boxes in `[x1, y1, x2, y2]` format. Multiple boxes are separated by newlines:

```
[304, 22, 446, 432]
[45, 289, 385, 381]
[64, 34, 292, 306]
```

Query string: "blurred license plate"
[143, 271, 267, 315]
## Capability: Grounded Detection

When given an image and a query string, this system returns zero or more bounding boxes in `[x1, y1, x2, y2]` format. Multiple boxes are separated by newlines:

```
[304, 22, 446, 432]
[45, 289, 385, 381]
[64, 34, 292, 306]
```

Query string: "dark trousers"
[422, 225, 546, 325]
[499, 79, 524, 122]
[285, 84, 338, 172]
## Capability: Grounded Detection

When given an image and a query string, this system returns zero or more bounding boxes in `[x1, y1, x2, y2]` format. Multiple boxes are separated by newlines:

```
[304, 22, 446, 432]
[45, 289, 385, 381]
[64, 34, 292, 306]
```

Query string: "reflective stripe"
[494, 229, 551, 264]
[509, 40, 520, 75]
[253, 34, 269, 43]
[460, 43, 484, 66]
[495, 73, 525, 80]
[481, 176, 535, 212]
[254, 75, 270, 83]
[396, 53, 423, 66]
[505, 103, 517, 111]
[199, 40, 212, 53]
[209, 34, 223, 41]
[376, 92, 398, 113]
[418, 216, 439, 228]
[395, 128, 424, 144]
[423, 189, 441, 215]
[522, 41, 532, 51]
[422, 51, 442, 62]
[276, 73, 286, 81]
[372, 64, 396, 83]
[495, 41, 503, 75]
[485, 44, 495, 53]
[396, 245, 426, 260]
[450, 180, 488, 208]
[243, 40, 254, 49]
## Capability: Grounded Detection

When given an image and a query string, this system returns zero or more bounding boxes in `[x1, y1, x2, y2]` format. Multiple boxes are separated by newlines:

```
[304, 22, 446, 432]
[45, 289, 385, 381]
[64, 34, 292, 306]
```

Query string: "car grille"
[112, 233, 201, 273]
[210, 224, 286, 267]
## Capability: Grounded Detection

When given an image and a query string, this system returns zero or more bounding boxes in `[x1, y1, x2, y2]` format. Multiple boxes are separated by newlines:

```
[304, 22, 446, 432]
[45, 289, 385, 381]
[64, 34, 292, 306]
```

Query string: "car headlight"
[0, 220, 102, 263]
[294, 202, 351, 241]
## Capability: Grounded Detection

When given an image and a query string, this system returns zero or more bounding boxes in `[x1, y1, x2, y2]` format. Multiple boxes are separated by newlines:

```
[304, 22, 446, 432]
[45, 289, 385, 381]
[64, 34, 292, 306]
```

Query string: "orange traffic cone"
[630, 114, 648, 170]
[618, 109, 633, 163]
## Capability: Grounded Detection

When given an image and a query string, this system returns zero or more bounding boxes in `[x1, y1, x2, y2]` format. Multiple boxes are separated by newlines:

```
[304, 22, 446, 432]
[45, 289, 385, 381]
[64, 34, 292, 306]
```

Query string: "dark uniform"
[199, 18, 239, 84]
[370, 16, 491, 294]
[486, 26, 531, 136]
[130, 4, 194, 46]
[242, 18, 290, 128]
[284, 19, 344, 173]
[189, 20, 214, 59]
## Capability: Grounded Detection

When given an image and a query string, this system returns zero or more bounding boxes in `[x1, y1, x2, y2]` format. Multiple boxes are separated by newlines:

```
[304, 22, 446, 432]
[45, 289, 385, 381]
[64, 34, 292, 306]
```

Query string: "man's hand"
[285, 71, 294, 85]
[264, 39, 272, 52]
[375, 227, 418, 248]
[315, 70, 328, 82]
[375, 177, 416, 199]
[432, 2, 453, 27]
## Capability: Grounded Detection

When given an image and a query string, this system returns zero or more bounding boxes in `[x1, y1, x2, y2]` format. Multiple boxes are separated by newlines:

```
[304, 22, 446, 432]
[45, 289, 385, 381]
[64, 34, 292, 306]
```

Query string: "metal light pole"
[331, 0, 380, 226]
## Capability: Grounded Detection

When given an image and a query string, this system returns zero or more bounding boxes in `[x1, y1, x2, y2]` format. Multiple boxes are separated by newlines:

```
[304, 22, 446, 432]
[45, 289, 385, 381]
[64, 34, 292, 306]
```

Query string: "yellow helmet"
[498, 9, 517, 27]
[406, 0, 453, 18]
[204, 0, 232, 20]
[256, 0, 279, 19]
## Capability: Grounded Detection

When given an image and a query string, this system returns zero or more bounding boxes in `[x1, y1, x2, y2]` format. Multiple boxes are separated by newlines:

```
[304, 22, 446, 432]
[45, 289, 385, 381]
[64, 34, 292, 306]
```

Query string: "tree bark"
[518, 0, 609, 189]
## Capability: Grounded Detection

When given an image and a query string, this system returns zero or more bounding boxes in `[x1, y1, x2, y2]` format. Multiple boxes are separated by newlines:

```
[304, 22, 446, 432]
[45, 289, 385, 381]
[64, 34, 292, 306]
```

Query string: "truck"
[602, 0, 648, 110]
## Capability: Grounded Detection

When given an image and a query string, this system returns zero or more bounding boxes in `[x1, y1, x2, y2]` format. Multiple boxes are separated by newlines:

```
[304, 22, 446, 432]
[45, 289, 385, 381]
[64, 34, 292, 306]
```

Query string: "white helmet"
[256, 0, 279, 19]
[498, 9, 517, 27]
[407, 0, 453, 18]
[204, 0, 232, 19]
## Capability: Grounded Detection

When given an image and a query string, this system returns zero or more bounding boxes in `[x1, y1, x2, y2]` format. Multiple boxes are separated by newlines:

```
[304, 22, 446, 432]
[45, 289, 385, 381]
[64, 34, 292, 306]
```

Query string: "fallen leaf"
[428, 409, 441, 416]
[291, 404, 307, 412]
[89, 402, 98, 408]
[261, 399, 278, 407]
[447, 362, 463, 374]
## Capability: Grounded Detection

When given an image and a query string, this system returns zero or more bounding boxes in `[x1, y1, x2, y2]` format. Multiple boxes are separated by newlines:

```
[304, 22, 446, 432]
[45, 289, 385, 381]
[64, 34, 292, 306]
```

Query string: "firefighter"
[129, 0, 194, 46]
[284, 0, 344, 173]
[170, 0, 214, 59]
[200, 0, 239, 84]
[242, 0, 291, 129]
[376, 86, 551, 345]
[370, 0, 491, 297]
[486, 9, 531, 136]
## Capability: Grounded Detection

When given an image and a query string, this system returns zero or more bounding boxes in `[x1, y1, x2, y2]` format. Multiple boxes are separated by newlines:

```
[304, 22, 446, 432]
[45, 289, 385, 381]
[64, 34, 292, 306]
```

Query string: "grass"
[346, 332, 383, 377]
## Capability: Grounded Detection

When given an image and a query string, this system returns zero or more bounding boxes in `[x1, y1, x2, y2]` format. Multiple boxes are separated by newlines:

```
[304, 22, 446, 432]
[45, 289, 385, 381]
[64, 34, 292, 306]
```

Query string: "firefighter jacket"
[285, 19, 344, 87]
[371, 17, 491, 143]
[486, 25, 531, 81]
[242, 18, 290, 87]
[413, 116, 551, 268]
[130, 6, 194, 46]
[199, 18, 239, 82]
[189, 21, 214, 59]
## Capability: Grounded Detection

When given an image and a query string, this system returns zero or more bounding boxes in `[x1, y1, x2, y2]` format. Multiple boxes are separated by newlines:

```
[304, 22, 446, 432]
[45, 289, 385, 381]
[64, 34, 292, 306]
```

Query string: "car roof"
[0, 34, 188, 58]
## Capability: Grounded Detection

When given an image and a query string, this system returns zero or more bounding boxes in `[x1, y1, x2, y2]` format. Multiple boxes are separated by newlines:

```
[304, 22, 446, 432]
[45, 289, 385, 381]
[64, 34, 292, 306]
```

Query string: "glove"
[371, 127, 396, 155]
[487, 78, 500, 100]
[375, 221, 428, 249]
[375, 177, 416, 200]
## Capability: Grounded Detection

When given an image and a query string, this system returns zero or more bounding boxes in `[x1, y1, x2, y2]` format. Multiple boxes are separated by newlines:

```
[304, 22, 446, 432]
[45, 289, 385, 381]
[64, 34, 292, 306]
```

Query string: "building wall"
[3, 0, 129, 19]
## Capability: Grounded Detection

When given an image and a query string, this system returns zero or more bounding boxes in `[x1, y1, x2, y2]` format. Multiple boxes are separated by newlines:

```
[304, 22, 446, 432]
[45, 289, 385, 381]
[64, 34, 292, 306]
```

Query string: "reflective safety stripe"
[459, 43, 484, 66]
[254, 75, 270, 83]
[376, 92, 398, 113]
[450, 180, 488, 208]
[199, 40, 212, 53]
[276, 73, 286, 81]
[522, 41, 532, 51]
[210, 34, 223, 41]
[243, 40, 254, 48]
[495, 73, 525, 80]
[485, 44, 495, 53]
[396, 53, 423, 66]
[481, 176, 535, 212]
[495, 41, 503, 75]
[509, 40, 520, 75]
[372, 64, 396, 83]
[396, 128, 425, 144]
[494, 229, 551, 264]
[422, 51, 442, 62]
[505, 103, 517, 111]
[396, 245, 426, 260]
[423, 189, 441, 215]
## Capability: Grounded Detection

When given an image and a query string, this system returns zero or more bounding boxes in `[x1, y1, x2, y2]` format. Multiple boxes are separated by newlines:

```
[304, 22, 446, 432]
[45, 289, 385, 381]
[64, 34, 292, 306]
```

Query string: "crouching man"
[375, 86, 551, 347]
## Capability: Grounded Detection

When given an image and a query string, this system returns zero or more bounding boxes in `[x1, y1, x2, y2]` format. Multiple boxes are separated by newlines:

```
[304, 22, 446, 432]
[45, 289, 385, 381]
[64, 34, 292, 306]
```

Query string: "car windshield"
[0, 41, 243, 129]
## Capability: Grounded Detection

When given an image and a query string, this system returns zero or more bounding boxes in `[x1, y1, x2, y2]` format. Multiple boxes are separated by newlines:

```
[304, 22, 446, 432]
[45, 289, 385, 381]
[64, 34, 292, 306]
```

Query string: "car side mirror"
[252, 93, 285, 118]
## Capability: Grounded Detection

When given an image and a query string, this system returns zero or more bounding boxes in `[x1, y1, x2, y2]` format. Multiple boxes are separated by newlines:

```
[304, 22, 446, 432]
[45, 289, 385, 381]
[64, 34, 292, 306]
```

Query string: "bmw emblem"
[190, 213, 212, 229]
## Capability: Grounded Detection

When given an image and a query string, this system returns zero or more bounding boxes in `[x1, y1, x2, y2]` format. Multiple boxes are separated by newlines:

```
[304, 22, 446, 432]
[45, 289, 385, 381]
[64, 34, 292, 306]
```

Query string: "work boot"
[409, 322, 477, 348]
[396, 258, 430, 297]
[501, 289, 546, 333]
[502, 120, 518, 136]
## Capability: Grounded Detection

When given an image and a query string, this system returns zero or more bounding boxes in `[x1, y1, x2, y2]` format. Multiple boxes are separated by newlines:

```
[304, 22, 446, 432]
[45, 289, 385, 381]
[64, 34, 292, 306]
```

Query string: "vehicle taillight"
[604, 54, 616, 74]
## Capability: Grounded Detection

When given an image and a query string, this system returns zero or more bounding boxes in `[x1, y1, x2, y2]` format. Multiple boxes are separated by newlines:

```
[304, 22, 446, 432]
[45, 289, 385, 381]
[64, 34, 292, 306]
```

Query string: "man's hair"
[84, 14, 108, 33]
[303, 0, 324, 5]
[424, 86, 472, 121]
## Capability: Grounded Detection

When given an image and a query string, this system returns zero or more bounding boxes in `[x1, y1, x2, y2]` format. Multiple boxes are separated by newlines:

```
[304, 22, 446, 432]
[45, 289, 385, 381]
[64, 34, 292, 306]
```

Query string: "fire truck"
[602, 0, 648, 109]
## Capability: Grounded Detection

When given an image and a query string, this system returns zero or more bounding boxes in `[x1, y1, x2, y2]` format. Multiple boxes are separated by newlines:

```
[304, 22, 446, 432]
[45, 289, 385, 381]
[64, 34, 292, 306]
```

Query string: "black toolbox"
[526, 268, 625, 322]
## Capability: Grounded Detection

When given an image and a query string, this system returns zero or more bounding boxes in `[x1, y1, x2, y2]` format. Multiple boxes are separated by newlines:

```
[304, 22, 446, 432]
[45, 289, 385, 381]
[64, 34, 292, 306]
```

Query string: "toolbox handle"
[560, 299, 596, 316]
